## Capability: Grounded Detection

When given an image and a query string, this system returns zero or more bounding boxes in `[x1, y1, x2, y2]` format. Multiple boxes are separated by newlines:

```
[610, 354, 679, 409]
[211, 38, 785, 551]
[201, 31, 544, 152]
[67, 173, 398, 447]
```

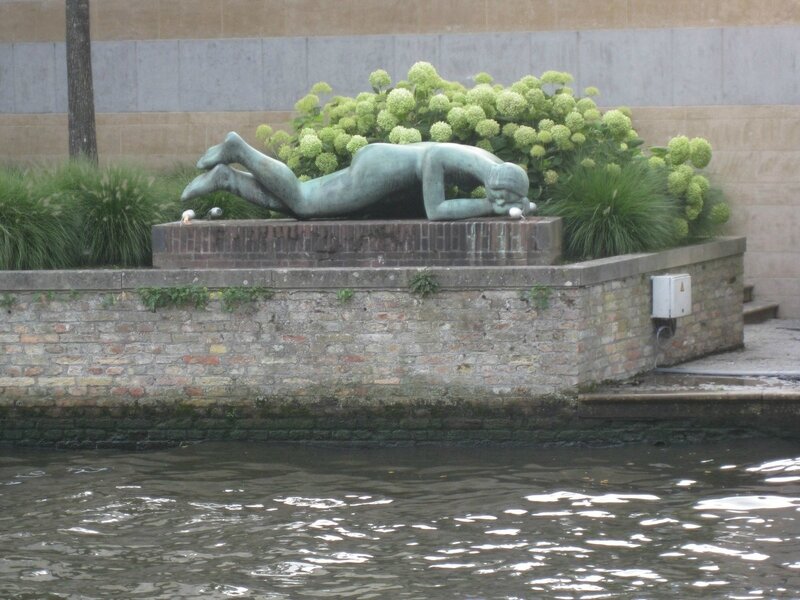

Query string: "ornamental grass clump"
[68, 166, 166, 267]
[0, 167, 79, 270]
[541, 158, 679, 260]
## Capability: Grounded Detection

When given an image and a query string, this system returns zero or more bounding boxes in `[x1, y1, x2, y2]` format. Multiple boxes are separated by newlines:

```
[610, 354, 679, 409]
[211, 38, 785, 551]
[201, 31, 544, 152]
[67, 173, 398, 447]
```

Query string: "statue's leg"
[181, 165, 290, 213]
[197, 132, 304, 212]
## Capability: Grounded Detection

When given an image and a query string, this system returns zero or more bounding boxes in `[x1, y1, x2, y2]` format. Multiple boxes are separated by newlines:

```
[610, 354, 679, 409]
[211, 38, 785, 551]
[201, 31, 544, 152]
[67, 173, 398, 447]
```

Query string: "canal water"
[1, 440, 799, 599]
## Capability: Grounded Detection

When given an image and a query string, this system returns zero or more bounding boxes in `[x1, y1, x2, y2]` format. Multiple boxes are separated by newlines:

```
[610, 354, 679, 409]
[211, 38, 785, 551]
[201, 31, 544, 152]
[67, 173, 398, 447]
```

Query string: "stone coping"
[0, 237, 745, 292]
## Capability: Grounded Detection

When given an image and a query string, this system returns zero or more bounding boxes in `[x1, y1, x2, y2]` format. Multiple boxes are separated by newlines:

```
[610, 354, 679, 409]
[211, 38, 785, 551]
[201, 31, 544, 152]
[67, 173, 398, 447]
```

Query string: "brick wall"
[0, 238, 745, 445]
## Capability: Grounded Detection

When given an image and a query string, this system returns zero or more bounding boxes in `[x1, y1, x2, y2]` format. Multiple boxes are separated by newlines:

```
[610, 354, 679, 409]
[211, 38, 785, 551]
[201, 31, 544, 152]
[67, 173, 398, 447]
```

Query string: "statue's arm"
[421, 147, 495, 221]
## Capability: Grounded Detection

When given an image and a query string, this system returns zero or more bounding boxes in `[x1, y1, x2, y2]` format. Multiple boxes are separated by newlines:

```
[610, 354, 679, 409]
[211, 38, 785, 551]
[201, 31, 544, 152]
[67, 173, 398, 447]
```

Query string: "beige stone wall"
[3, 0, 799, 41]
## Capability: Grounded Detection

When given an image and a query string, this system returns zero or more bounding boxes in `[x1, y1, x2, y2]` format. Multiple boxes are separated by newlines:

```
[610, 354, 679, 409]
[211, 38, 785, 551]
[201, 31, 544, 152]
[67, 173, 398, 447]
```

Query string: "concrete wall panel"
[307, 36, 395, 97]
[529, 31, 579, 82]
[137, 41, 181, 112]
[672, 29, 724, 106]
[0, 45, 15, 113]
[439, 33, 532, 85]
[394, 35, 440, 83]
[179, 39, 264, 111]
[578, 29, 673, 106]
[262, 37, 309, 110]
[92, 42, 138, 113]
[53, 43, 68, 113]
[12, 43, 56, 113]
[723, 27, 800, 105]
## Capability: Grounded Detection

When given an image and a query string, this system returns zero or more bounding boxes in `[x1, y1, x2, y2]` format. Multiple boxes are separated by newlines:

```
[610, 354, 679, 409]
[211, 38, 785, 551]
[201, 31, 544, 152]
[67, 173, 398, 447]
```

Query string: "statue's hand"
[491, 194, 528, 216]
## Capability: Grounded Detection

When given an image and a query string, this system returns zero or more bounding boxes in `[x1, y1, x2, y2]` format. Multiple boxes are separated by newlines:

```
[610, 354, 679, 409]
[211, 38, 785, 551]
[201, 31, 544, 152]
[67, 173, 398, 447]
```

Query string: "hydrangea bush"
[256, 62, 729, 252]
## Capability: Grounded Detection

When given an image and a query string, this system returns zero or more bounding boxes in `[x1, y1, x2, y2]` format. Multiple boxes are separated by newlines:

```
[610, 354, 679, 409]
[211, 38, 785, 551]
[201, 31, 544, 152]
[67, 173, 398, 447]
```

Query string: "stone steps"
[743, 283, 780, 324]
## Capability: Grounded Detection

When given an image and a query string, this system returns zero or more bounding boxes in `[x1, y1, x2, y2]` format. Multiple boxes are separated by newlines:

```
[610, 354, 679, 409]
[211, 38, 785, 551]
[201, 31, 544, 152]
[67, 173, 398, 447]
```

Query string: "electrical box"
[652, 274, 692, 318]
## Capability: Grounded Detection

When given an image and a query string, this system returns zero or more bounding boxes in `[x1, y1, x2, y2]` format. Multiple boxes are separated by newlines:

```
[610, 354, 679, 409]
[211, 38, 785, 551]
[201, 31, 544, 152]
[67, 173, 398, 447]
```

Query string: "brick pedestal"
[152, 218, 562, 268]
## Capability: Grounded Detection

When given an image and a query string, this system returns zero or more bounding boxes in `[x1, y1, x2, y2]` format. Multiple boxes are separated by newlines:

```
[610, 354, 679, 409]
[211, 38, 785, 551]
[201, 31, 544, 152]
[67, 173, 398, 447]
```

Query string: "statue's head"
[486, 163, 529, 209]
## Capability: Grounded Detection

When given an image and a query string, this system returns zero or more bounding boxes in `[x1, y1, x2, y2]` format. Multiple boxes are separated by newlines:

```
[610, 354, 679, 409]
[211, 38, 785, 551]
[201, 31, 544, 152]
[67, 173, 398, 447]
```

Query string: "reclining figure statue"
[182, 132, 532, 221]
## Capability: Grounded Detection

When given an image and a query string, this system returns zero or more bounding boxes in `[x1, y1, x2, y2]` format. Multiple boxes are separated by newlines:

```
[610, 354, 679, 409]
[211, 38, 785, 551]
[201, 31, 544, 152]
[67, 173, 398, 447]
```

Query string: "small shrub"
[409, 269, 440, 297]
[0, 293, 17, 311]
[540, 158, 679, 260]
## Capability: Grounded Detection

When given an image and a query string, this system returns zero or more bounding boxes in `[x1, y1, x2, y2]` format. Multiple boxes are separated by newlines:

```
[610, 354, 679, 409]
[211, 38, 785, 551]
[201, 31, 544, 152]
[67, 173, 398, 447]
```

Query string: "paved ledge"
[0, 237, 745, 292]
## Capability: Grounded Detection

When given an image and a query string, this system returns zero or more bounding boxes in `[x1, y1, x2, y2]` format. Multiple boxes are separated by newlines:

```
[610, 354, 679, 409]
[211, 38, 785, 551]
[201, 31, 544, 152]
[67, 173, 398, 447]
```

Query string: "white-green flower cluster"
[255, 61, 729, 240]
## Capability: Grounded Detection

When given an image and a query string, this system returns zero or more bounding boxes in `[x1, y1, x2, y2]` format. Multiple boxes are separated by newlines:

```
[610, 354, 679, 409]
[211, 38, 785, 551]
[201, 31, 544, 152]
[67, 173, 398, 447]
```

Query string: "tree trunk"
[66, 0, 98, 164]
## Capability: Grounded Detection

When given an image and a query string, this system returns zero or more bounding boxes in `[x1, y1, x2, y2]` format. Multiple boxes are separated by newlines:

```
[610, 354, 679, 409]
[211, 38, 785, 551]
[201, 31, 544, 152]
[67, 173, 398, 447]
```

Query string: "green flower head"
[580, 158, 596, 169]
[294, 94, 319, 114]
[710, 202, 731, 224]
[520, 75, 541, 89]
[333, 132, 352, 154]
[689, 137, 712, 169]
[575, 97, 597, 113]
[255, 124, 273, 142]
[388, 126, 422, 144]
[667, 135, 691, 165]
[476, 139, 494, 152]
[667, 164, 694, 196]
[407, 61, 441, 90]
[465, 104, 486, 128]
[565, 111, 585, 132]
[537, 130, 553, 145]
[540, 70, 573, 86]
[530, 144, 547, 159]
[538, 118, 555, 132]
[471, 185, 486, 198]
[583, 108, 602, 123]
[673, 217, 689, 239]
[447, 106, 470, 130]
[502, 123, 519, 138]
[551, 124, 572, 148]
[583, 86, 600, 97]
[429, 121, 453, 142]
[544, 169, 559, 185]
[474, 72, 493, 85]
[466, 84, 497, 112]
[606, 163, 622, 176]
[369, 69, 391, 90]
[602, 109, 632, 139]
[496, 90, 527, 119]
[298, 134, 323, 158]
[475, 118, 500, 138]
[310, 81, 333, 95]
[315, 152, 338, 174]
[428, 93, 451, 112]
[386, 87, 415, 117]
[513, 125, 537, 149]
[355, 99, 376, 116]
[525, 87, 547, 110]
[691, 174, 710, 194]
[552, 93, 576, 116]
[346, 135, 368, 155]
[376, 109, 399, 132]
[571, 132, 586, 145]
[338, 116, 357, 132]
[648, 156, 667, 169]
[356, 114, 375, 135]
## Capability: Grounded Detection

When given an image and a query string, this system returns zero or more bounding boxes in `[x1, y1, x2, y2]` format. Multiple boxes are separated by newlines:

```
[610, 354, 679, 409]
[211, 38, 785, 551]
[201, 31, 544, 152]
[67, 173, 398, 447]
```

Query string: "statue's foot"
[196, 131, 245, 170]
[181, 165, 231, 202]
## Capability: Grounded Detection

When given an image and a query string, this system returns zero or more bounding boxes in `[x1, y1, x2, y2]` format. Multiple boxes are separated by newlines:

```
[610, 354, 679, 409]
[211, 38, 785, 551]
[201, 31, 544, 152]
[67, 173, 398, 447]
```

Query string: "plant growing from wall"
[409, 269, 440, 297]
[138, 285, 210, 312]
[0, 293, 17, 311]
[336, 288, 355, 303]
[220, 286, 274, 312]
[523, 284, 553, 311]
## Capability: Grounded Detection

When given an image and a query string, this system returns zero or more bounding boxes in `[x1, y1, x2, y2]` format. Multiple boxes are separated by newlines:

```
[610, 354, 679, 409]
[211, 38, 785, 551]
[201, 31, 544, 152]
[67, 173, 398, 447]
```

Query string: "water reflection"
[0, 440, 799, 599]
